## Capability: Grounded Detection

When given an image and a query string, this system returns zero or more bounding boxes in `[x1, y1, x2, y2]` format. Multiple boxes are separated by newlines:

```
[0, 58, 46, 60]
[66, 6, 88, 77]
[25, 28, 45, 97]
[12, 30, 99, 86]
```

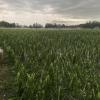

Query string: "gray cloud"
[0, 0, 100, 24]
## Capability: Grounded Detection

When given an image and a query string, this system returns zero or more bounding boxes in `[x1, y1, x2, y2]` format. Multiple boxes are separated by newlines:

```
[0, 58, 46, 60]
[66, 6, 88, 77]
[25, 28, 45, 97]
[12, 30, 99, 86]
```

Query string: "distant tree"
[0, 21, 9, 27]
[29, 23, 43, 28]
[0, 21, 18, 28]
[32, 23, 43, 28]
[79, 21, 100, 29]
[29, 25, 33, 28]
[45, 23, 66, 28]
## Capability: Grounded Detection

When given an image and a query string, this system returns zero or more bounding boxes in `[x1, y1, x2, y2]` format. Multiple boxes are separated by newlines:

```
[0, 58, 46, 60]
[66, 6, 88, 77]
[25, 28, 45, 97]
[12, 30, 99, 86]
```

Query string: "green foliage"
[0, 29, 100, 100]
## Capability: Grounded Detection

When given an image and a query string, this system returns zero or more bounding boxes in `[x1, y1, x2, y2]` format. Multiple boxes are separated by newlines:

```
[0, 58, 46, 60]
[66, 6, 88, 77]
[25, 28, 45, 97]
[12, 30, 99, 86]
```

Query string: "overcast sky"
[0, 0, 100, 25]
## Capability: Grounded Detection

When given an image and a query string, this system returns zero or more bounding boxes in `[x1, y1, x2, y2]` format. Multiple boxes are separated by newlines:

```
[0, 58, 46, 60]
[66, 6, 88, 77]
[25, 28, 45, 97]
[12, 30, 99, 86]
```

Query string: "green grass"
[0, 29, 100, 100]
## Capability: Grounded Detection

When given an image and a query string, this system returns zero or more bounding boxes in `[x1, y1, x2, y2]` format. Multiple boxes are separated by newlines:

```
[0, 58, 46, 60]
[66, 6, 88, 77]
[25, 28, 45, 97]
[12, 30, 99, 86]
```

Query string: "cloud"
[0, 0, 100, 24]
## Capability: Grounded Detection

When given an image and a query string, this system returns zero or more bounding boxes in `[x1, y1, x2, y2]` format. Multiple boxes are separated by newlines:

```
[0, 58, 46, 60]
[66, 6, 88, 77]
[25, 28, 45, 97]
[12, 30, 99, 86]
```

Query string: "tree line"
[0, 20, 100, 29]
[0, 21, 21, 28]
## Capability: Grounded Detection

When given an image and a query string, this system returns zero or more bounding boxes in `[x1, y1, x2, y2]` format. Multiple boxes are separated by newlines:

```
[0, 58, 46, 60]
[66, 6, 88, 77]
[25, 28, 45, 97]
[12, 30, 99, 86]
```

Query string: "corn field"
[0, 29, 100, 100]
